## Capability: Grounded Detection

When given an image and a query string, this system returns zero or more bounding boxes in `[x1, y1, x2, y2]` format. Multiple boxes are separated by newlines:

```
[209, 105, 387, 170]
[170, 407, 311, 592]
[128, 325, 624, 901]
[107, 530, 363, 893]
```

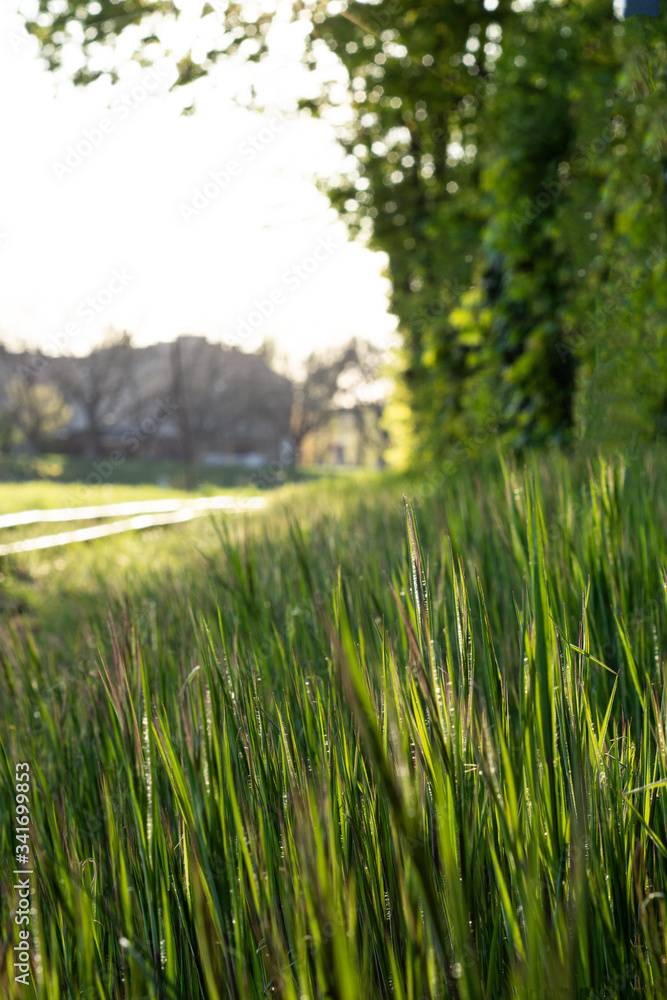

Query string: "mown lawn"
[0, 450, 666, 999]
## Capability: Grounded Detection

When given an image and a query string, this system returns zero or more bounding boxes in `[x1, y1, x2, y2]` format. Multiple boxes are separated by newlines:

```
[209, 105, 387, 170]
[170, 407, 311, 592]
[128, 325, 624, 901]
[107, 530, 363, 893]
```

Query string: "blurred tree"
[7, 376, 72, 453]
[24, 0, 667, 461]
[0, 412, 14, 455]
[571, 22, 667, 452]
[169, 335, 293, 478]
[52, 331, 135, 458]
[169, 336, 197, 488]
[291, 338, 382, 463]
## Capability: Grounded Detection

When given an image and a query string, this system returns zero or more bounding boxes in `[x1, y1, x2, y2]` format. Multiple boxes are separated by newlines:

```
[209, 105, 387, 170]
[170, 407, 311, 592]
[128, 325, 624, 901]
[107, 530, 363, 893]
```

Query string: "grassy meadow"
[1, 450, 667, 998]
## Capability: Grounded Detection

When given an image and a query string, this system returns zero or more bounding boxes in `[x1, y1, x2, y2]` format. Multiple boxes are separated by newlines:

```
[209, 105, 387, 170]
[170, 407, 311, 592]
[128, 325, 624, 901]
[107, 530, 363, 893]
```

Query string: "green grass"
[0, 453, 355, 496]
[1, 451, 666, 998]
[0, 481, 200, 516]
[0, 456, 258, 520]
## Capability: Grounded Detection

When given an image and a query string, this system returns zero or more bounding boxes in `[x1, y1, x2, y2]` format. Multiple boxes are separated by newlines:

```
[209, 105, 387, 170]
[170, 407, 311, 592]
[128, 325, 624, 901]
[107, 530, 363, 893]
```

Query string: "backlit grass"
[1, 452, 666, 998]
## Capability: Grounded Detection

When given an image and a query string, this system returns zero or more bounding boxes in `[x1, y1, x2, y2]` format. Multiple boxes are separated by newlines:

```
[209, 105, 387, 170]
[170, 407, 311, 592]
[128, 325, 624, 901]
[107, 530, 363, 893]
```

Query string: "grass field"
[0, 454, 350, 498]
[1, 450, 666, 998]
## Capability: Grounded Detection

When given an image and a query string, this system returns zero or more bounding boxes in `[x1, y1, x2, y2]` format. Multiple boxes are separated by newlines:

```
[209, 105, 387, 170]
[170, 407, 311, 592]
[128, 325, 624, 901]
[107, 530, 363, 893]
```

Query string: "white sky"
[0, 1, 398, 375]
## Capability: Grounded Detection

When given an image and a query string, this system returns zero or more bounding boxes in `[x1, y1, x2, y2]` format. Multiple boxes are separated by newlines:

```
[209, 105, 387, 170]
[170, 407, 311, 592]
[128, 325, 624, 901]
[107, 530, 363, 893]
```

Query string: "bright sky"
[0, 2, 398, 374]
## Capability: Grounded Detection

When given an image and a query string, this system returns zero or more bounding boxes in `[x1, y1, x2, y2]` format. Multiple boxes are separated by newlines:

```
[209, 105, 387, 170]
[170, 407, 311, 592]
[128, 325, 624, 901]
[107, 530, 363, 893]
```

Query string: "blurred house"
[300, 404, 388, 467]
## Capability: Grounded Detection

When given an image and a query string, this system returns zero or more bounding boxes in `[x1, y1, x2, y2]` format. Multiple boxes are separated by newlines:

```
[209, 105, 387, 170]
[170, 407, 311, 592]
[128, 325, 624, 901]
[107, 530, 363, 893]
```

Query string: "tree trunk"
[170, 341, 197, 489]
